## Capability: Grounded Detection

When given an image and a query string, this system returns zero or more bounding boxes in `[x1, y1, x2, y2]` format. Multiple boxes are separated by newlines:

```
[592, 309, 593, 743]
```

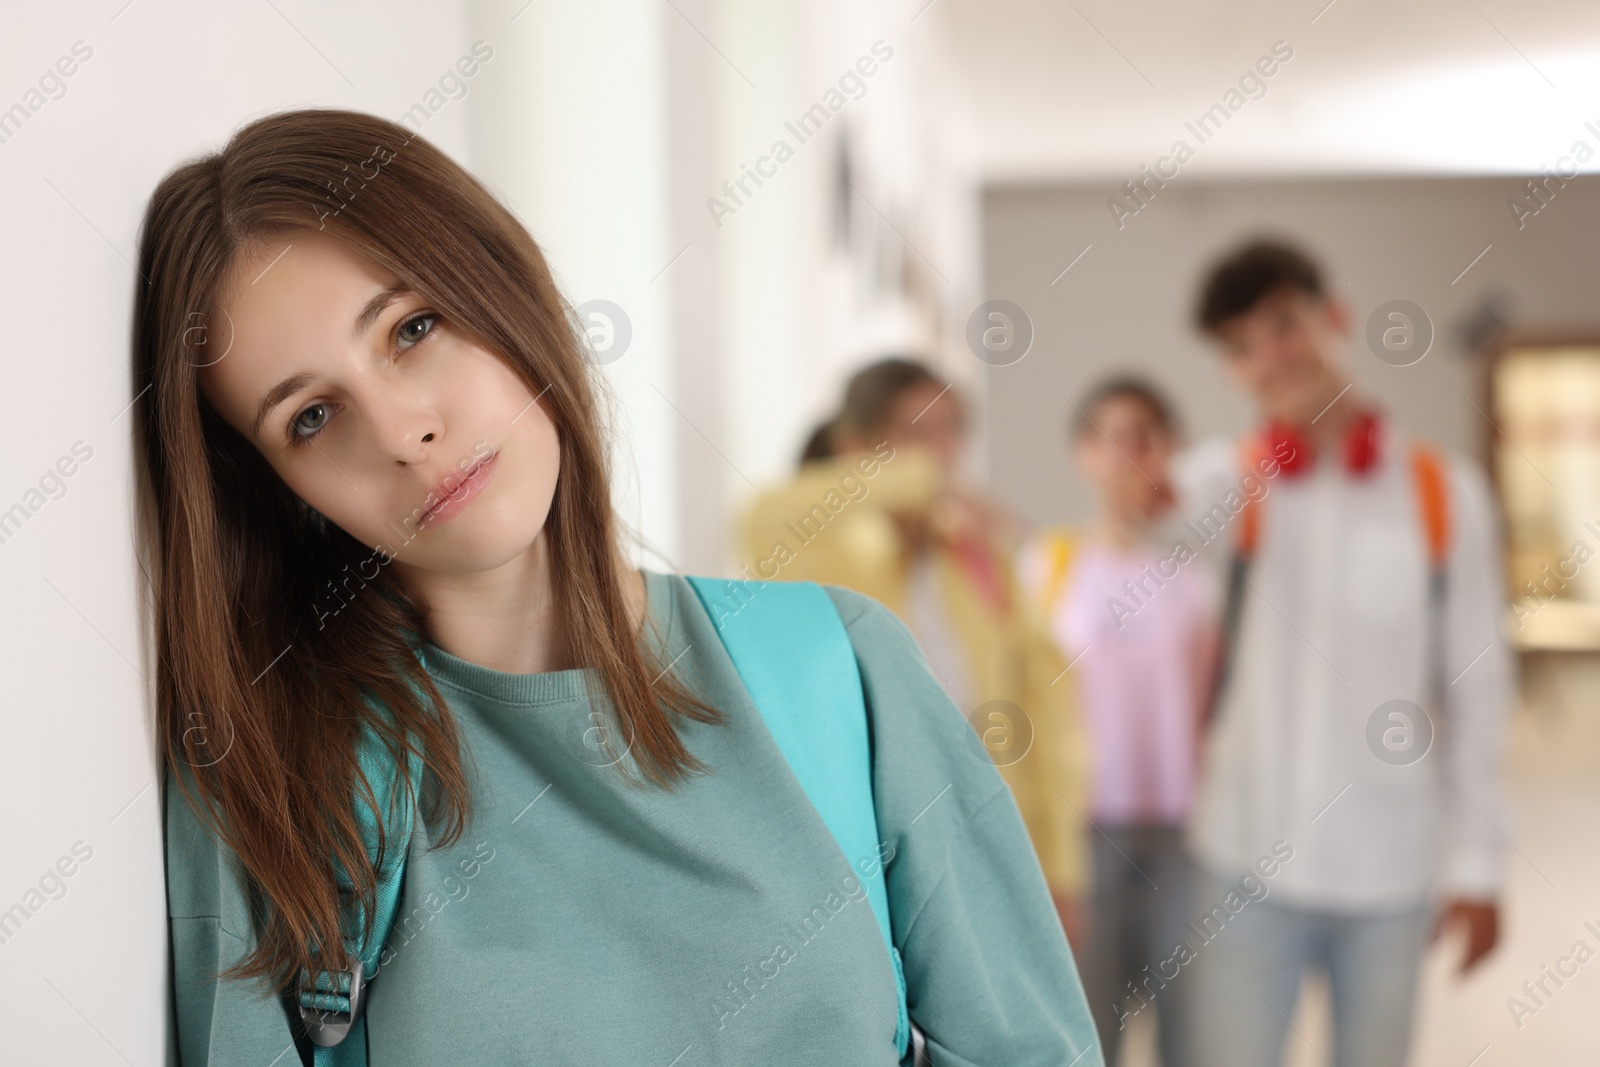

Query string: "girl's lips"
[419, 452, 499, 528]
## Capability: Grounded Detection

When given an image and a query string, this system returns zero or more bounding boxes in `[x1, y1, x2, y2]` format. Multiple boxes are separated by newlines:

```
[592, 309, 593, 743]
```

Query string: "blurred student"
[737, 357, 1093, 944]
[1172, 239, 1514, 1067]
[1018, 376, 1216, 1067]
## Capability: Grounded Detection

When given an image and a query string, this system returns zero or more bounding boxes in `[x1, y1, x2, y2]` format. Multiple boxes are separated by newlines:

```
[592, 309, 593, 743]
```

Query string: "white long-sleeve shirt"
[1169, 422, 1516, 911]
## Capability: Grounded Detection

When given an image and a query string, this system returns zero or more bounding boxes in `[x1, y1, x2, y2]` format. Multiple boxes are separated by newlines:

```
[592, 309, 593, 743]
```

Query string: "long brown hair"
[132, 108, 723, 993]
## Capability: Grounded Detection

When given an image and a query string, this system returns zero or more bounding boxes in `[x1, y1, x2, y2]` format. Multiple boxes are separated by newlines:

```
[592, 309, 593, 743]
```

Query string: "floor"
[1114, 653, 1600, 1067]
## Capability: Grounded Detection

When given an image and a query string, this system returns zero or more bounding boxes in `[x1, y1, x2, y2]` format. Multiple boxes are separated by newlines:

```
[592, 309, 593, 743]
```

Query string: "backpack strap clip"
[298, 960, 367, 1047]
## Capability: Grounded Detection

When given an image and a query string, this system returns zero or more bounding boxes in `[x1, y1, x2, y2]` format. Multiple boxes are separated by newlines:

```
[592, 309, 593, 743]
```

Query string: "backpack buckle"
[298, 961, 366, 1047]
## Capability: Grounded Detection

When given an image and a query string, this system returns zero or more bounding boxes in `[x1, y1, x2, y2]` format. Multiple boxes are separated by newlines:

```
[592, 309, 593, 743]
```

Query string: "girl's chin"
[419, 526, 554, 568]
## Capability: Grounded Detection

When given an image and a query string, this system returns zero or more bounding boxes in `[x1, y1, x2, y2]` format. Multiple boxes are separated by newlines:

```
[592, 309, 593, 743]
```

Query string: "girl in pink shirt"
[1022, 376, 1216, 1066]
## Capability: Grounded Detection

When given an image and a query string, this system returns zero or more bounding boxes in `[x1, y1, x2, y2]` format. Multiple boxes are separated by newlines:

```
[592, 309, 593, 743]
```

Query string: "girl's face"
[881, 380, 966, 478]
[197, 229, 561, 578]
[1073, 394, 1175, 518]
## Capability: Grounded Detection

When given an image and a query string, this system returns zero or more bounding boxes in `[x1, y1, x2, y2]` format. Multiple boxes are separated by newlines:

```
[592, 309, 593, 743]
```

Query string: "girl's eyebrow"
[252, 373, 315, 439]
[352, 282, 411, 340]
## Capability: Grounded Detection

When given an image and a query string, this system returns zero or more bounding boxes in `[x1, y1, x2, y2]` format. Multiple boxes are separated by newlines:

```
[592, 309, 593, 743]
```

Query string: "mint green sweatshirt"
[165, 570, 1103, 1066]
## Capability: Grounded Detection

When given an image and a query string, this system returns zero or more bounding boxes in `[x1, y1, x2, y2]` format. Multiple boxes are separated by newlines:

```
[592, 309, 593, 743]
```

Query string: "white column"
[467, 0, 695, 571]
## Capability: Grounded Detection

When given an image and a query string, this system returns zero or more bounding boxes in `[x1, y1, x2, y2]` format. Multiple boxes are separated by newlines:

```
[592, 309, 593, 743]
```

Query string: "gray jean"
[1083, 824, 1196, 1067]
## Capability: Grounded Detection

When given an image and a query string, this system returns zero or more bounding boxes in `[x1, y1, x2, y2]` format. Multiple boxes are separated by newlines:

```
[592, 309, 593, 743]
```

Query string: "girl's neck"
[1089, 508, 1150, 550]
[400, 538, 645, 675]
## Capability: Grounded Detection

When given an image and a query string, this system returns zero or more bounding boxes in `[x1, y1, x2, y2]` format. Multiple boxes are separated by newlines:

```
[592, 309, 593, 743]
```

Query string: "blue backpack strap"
[686, 576, 911, 1057]
[302, 691, 425, 1067]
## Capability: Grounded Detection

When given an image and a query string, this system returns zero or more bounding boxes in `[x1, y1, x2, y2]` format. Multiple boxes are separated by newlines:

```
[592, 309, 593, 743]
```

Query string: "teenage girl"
[1019, 376, 1216, 1067]
[134, 108, 1101, 1066]
[737, 358, 1093, 948]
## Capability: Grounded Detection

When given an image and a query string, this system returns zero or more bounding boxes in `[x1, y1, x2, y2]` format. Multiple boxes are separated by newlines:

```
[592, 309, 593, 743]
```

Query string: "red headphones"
[1264, 406, 1381, 477]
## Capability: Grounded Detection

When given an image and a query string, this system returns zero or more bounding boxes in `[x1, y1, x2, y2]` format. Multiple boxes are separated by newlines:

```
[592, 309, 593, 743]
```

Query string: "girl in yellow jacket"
[737, 358, 1092, 943]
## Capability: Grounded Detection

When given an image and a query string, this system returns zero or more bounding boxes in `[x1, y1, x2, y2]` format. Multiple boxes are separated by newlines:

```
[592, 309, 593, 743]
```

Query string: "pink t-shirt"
[1052, 540, 1213, 826]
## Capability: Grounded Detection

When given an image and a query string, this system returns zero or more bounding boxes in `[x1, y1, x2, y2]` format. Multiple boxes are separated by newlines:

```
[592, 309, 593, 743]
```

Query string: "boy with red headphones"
[1170, 239, 1514, 1067]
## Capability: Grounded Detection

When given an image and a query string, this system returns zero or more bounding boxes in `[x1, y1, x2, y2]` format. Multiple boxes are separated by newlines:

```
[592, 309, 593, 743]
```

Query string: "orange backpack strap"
[1409, 443, 1451, 573]
[1408, 441, 1451, 705]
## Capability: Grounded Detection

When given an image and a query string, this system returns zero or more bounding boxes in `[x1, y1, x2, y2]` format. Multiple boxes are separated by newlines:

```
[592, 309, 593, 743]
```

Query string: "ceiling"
[924, 0, 1600, 181]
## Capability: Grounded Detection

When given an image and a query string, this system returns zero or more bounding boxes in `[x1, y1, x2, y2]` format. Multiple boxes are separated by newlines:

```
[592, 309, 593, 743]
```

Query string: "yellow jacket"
[734, 445, 1089, 896]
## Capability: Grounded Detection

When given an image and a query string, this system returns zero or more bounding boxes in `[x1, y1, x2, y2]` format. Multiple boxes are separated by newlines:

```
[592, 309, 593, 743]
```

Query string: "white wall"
[0, 4, 471, 1062]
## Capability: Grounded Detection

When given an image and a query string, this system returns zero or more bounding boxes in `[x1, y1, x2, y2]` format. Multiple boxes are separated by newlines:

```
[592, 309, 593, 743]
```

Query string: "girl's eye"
[285, 312, 438, 447]
[288, 403, 332, 446]
[397, 312, 437, 350]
